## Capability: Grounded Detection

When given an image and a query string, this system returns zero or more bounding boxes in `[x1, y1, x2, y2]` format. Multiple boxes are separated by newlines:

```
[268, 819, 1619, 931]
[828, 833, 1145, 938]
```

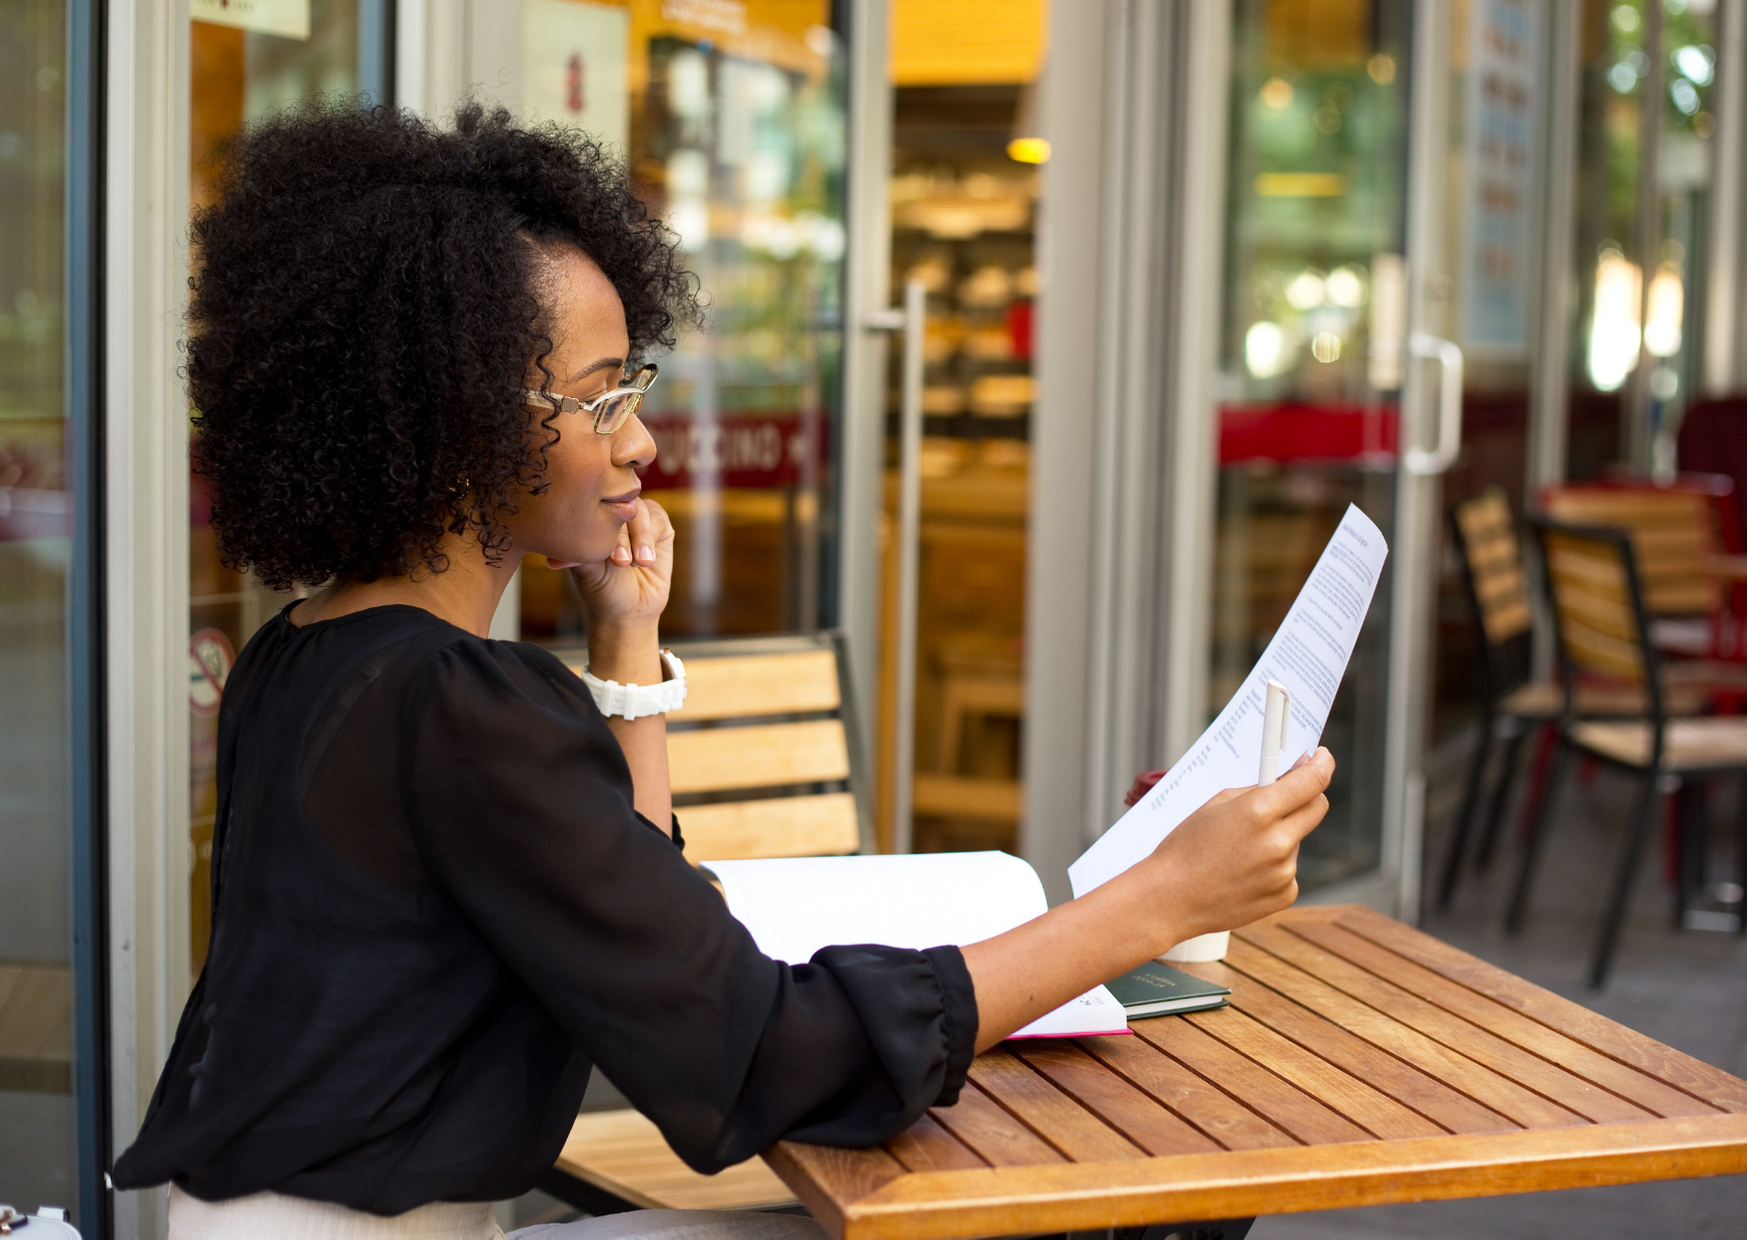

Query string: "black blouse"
[114, 605, 976, 1214]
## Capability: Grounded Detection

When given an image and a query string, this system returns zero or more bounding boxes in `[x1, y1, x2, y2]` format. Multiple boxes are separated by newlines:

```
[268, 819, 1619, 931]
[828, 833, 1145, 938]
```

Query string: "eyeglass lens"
[593, 367, 657, 434]
[593, 390, 644, 434]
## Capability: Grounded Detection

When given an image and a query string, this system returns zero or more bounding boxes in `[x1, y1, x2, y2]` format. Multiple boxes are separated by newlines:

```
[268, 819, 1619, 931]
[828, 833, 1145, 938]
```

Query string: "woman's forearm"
[587, 622, 674, 832]
[960, 878, 1187, 1053]
[960, 750, 1335, 1052]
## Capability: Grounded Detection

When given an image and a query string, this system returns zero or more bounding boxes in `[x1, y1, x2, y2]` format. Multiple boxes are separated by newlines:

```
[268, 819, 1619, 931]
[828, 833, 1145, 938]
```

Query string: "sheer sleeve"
[400, 639, 976, 1172]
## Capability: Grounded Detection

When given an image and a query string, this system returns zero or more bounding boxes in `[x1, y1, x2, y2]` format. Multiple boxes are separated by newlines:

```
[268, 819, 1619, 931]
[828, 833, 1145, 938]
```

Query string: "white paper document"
[1069, 503, 1390, 898]
[706, 852, 1127, 1038]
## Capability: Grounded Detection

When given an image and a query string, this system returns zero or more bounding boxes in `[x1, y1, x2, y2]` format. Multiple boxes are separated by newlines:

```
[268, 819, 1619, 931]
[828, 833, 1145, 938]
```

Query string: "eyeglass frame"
[522, 363, 659, 435]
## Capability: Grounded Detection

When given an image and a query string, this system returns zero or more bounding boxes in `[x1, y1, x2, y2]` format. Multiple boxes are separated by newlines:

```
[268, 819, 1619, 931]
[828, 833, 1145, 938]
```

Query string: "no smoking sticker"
[189, 628, 236, 716]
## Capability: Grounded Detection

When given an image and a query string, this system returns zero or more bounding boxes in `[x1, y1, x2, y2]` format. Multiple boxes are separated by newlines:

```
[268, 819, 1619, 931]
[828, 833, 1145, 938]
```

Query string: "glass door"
[878, 4, 1047, 856]
[186, 0, 390, 968]
[1212, 0, 1469, 909]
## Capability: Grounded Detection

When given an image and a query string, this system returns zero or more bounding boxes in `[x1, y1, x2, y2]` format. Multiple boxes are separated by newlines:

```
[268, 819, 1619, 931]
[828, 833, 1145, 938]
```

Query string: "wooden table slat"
[965, 1049, 1147, 1163]
[1223, 939, 1584, 1129]
[1182, 1005, 1443, 1141]
[1011, 1039, 1235, 1155]
[1074, 1029, 1297, 1152]
[1241, 923, 1655, 1125]
[1333, 905, 1747, 1112]
[1131, 1014, 1374, 1147]
[1175, 959, 1515, 1135]
[926, 1079, 1066, 1167]
[1289, 917, 1720, 1120]
[883, 1114, 988, 1173]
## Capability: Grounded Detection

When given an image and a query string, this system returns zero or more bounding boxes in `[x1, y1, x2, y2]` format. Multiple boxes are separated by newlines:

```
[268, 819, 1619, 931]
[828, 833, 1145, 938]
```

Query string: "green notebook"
[1104, 960, 1230, 1019]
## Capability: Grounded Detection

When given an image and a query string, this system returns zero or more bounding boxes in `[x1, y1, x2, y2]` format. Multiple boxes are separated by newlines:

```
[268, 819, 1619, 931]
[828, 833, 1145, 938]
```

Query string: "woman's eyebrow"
[567, 356, 625, 384]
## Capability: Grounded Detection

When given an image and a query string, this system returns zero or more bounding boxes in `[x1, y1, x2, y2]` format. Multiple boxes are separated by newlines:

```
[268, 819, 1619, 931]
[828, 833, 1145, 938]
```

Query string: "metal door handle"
[1404, 331, 1463, 475]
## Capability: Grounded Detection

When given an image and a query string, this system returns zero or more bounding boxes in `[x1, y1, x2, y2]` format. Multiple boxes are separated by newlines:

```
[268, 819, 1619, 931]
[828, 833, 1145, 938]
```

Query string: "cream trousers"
[167, 1186, 829, 1240]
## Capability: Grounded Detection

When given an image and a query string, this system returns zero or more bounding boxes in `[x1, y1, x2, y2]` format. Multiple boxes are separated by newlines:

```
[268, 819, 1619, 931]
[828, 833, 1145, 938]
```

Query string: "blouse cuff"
[631, 810, 685, 852]
[922, 945, 978, 1106]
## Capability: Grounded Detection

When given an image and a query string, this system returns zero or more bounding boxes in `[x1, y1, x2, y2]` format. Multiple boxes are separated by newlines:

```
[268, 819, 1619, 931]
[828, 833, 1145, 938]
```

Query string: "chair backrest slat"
[673, 650, 839, 721]
[676, 792, 860, 861]
[1453, 488, 1532, 645]
[1544, 486, 1719, 617]
[667, 720, 850, 794]
[1539, 525, 1651, 686]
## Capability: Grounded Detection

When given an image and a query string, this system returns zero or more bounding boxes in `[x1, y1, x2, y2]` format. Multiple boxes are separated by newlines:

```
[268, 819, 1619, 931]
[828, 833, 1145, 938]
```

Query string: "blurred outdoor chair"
[540, 632, 870, 1215]
[1435, 489, 1713, 911]
[1544, 479, 1747, 675]
[1506, 520, 1747, 989]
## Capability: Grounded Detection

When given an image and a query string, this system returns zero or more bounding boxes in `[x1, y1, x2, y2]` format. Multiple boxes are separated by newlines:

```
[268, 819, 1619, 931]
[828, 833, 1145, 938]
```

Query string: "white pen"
[1258, 679, 1290, 786]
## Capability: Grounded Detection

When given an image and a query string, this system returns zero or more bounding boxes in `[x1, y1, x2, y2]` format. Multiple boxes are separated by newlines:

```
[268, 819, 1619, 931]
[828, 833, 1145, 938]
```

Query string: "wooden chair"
[540, 632, 870, 1216]
[1543, 482, 1747, 675]
[1436, 490, 1713, 910]
[1505, 520, 1747, 989]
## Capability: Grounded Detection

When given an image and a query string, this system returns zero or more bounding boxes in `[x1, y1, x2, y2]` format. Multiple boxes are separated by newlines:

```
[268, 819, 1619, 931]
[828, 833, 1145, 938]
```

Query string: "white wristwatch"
[582, 649, 687, 720]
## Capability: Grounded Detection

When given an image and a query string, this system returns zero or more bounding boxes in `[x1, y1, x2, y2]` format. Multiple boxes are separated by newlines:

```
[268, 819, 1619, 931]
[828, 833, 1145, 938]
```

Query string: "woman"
[114, 104, 1333, 1239]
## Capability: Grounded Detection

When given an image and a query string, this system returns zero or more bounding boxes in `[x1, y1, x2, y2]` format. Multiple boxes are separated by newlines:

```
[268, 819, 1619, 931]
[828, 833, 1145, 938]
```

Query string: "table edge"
[767, 1095, 1747, 1240]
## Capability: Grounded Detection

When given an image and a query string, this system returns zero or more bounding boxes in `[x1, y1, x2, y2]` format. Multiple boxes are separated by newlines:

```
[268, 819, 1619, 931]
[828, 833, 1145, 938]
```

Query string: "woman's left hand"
[565, 496, 674, 634]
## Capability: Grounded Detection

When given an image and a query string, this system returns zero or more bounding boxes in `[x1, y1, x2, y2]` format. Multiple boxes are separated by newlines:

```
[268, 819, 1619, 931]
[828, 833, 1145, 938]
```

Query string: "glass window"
[1567, 0, 1719, 479]
[0, 0, 79, 1218]
[187, 0, 380, 968]
[1212, 0, 1413, 890]
[514, 1, 848, 643]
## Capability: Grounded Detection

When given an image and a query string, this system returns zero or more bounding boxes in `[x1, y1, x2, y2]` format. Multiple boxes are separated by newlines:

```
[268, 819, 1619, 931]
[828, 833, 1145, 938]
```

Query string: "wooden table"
[765, 905, 1747, 1240]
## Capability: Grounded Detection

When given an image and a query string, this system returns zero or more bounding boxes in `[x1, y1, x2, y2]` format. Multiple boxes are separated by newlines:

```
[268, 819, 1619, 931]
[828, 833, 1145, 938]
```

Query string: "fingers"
[1250, 747, 1334, 819]
[1275, 792, 1330, 845]
[609, 523, 634, 567]
[624, 501, 655, 567]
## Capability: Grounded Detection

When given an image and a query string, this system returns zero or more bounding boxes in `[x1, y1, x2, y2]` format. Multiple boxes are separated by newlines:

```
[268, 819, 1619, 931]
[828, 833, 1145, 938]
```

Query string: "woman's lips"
[603, 489, 641, 522]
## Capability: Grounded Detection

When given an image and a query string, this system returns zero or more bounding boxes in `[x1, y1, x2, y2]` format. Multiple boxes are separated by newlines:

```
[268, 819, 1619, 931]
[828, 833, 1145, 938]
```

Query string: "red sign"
[1219, 403, 1399, 465]
[639, 413, 822, 490]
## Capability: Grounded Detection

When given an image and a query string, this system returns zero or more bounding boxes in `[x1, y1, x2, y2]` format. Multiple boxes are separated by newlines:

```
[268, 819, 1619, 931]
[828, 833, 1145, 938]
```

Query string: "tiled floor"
[1256, 745, 1747, 1239]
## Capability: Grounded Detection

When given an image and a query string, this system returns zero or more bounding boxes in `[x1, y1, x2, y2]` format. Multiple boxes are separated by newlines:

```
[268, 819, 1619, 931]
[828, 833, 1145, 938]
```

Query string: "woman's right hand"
[1129, 747, 1334, 948]
[959, 747, 1334, 1052]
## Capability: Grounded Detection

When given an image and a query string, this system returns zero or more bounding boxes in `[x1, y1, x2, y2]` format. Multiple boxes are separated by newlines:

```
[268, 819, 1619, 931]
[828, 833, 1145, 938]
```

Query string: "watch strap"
[582, 649, 687, 720]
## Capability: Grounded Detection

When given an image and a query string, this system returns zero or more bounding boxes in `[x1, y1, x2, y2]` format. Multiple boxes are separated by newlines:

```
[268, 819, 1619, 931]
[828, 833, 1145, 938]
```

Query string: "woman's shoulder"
[256, 603, 590, 718]
[406, 624, 596, 722]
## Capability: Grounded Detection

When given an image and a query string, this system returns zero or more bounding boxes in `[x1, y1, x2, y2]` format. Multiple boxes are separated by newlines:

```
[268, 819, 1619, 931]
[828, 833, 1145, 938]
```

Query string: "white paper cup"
[1162, 931, 1229, 963]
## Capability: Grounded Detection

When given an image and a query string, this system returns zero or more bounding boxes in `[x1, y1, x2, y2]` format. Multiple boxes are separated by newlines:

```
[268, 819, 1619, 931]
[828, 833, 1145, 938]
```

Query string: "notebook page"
[706, 852, 1126, 1038]
[1069, 504, 1389, 897]
[707, 851, 1049, 965]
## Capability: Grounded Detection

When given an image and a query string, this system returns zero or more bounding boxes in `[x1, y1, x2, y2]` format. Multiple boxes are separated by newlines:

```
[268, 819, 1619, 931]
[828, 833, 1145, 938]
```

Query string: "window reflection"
[0, 0, 79, 1217]
[517, 3, 847, 641]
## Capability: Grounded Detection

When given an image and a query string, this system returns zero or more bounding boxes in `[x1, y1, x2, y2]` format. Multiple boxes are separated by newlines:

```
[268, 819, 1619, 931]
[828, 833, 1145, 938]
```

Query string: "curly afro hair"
[188, 101, 700, 590]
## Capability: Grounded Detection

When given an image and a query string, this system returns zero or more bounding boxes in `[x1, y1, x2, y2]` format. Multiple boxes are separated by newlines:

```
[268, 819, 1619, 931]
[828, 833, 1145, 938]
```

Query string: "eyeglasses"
[522, 364, 659, 435]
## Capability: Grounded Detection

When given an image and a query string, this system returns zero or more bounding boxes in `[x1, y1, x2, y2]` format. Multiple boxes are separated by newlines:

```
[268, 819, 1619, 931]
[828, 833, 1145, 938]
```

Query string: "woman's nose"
[612, 414, 656, 470]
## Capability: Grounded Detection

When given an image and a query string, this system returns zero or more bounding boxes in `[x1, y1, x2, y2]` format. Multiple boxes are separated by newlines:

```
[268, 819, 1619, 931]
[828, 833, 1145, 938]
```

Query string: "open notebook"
[704, 852, 1127, 1038]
